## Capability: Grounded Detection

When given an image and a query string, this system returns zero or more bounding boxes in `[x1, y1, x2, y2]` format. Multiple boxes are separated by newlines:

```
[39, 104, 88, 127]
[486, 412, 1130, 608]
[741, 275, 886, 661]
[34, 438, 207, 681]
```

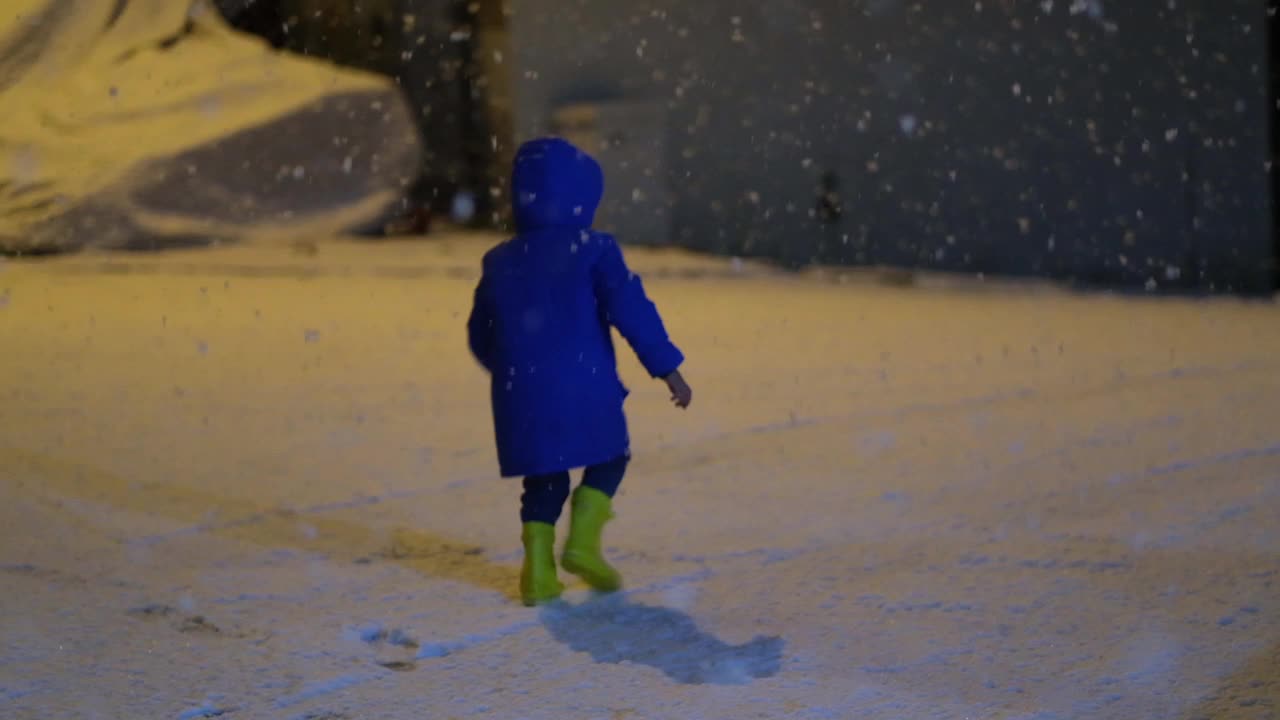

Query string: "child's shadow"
[539, 593, 784, 685]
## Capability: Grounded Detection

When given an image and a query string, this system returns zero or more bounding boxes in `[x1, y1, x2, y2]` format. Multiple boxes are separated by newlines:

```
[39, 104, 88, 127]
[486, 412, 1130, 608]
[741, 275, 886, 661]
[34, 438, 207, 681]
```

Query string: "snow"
[0, 0, 420, 253]
[1, 234, 1278, 719]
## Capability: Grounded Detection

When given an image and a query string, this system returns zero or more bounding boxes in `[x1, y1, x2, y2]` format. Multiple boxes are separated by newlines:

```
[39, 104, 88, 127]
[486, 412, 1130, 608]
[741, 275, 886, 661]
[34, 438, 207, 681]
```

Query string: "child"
[467, 137, 693, 606]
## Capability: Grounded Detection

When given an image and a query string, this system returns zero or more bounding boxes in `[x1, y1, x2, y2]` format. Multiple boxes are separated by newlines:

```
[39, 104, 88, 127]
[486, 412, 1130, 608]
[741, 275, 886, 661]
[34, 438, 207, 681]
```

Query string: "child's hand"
[664, 370, 693, 409]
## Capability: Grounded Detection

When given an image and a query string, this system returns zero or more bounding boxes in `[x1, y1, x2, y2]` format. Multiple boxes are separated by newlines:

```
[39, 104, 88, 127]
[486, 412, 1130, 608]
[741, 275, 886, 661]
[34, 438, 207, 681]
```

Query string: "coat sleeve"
[467, 275, 495, 373]
[591, 236, 685, 378]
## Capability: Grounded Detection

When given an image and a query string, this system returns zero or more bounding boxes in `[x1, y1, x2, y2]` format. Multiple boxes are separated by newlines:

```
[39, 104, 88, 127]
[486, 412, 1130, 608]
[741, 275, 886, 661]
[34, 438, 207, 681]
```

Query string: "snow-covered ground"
[1, 234, 1278, 719]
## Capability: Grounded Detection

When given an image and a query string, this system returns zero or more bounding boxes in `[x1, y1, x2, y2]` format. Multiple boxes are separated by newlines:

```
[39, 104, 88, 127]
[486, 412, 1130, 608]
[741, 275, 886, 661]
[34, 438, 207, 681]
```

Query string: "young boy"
[467, 137, 693, 606]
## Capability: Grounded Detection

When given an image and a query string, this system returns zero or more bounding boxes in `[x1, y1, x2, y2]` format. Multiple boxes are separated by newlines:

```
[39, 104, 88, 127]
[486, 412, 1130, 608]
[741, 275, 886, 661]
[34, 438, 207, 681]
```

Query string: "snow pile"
[0, 0, 421, 253]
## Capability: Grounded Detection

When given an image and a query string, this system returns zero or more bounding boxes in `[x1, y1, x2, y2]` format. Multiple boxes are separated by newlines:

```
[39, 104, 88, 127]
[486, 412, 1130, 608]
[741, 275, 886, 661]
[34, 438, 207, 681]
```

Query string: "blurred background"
[222, 0, 1280, 293]
[3, 0, 1276, 292]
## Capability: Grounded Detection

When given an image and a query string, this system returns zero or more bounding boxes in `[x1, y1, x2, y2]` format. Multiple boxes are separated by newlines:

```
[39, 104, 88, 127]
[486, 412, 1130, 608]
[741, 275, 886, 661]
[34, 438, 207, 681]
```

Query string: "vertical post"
[474, 0, 516, 229]
[1269, 0, 1280, 289]
[450, 1, 485, 226]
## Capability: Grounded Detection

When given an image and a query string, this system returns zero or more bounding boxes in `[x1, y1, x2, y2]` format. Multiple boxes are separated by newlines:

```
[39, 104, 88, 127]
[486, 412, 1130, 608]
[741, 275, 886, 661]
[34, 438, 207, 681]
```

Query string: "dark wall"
[509, 0, 1274, 294]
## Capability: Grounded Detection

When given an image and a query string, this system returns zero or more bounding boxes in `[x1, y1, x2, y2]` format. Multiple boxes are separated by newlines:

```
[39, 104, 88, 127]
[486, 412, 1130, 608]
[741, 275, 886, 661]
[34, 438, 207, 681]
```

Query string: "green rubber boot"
[520, 522, 564, 606]
[561, 486, 623, 593]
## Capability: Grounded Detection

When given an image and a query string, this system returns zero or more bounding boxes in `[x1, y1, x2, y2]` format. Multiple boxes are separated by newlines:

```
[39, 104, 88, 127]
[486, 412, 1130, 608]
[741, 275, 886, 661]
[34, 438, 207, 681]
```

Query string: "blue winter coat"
[467, 138, 684, 478]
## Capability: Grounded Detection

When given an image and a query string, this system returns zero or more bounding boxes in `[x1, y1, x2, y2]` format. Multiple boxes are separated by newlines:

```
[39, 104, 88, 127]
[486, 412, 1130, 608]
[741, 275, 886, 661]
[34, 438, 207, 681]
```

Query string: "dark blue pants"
[521, 454, 629, 525]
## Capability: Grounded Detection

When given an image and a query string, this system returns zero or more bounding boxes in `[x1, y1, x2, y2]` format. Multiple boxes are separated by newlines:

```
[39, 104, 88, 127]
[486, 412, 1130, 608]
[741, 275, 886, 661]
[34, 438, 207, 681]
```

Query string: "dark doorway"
[214, 0, 507, 230]
[216, 1, 288, 48]
[1271, 0, 1280, 288]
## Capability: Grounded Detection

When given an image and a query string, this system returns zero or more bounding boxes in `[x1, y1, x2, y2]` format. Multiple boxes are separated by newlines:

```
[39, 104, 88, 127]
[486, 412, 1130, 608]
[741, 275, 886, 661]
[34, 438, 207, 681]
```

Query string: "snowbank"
[0, 0, 421, 253]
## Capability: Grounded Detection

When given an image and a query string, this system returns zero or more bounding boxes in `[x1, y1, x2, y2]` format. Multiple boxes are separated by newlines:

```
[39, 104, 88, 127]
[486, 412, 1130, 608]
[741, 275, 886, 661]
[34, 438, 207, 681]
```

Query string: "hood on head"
[511, 137, 604, 232]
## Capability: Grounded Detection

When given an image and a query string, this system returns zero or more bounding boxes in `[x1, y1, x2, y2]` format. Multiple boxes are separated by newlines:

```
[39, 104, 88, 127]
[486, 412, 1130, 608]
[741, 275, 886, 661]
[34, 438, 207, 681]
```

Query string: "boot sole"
[521, 593, 562, 607]
[562, 552, 622, 592]
[520, 581, 565, 607]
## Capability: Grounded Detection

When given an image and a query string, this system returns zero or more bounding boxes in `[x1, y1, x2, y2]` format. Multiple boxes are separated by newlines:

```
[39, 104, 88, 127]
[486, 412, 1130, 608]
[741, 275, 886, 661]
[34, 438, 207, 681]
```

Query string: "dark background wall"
[509, 0, 1275, 294]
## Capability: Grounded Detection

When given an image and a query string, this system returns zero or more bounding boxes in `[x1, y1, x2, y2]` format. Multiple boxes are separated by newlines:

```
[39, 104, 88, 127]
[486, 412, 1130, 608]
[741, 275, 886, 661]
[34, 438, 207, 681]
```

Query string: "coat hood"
[511, 137, 604, 232]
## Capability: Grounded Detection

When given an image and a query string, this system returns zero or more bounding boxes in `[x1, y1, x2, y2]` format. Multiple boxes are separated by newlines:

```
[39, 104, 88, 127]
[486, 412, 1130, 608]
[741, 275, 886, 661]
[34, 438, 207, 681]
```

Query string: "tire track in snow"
[1108, 442, 1280, 485]
[23, 426, 1275, 711]
[406, 567, 718, 660]
[286, 430, 1280, 708]
[256, 568, 719, 709]
[358, 437, 1280, 661]
[656, 430, 1280, 566]
[129, 483, 490, 546]
[122, 356, 1280, 548]
[646, 356, 1279, 466]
